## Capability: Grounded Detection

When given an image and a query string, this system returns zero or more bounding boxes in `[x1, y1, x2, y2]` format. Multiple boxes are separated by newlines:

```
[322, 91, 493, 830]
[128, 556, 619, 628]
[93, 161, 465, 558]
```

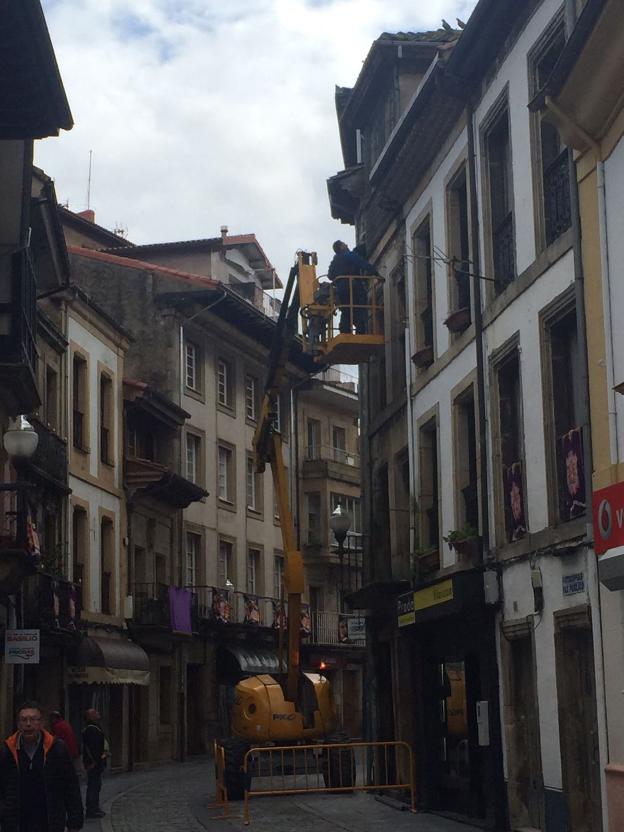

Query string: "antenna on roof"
[86, 149, 93, 210]
[113, 222, 128, 239]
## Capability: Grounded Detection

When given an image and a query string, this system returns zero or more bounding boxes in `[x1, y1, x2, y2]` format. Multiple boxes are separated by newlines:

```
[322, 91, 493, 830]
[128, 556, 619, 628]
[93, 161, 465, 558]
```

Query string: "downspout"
[466, 100, 490, 556]
[404, 325, 417, 581]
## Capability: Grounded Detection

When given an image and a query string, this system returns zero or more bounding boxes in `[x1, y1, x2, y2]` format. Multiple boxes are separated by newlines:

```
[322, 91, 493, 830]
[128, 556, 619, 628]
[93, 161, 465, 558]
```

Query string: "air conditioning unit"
[123, 595, 134, 619]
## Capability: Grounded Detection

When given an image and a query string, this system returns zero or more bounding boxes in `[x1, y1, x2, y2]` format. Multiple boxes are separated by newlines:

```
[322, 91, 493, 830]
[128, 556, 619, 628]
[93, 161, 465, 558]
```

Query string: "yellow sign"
[397, 592, 415, 627]
[414, 579, 453, 611]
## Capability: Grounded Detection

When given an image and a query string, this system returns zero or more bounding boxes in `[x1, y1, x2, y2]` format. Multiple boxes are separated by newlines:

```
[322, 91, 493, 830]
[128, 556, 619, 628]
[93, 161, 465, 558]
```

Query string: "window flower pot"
[444, 307, 471, 333]
[411, 345, 434, 368]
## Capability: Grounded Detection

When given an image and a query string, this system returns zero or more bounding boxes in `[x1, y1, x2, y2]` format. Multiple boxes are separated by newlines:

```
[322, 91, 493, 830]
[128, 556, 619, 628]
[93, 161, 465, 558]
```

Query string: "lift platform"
[296, 253, 384, 366]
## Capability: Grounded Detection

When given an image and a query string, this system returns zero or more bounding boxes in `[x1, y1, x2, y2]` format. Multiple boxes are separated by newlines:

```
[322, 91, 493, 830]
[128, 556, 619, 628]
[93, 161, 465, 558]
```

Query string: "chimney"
[220, 225, 228, 240]
[78, 209, 95, 223]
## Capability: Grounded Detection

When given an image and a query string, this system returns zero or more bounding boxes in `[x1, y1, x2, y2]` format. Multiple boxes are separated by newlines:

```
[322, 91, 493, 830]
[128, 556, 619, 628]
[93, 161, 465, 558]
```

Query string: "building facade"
[329, 2, 605, 829]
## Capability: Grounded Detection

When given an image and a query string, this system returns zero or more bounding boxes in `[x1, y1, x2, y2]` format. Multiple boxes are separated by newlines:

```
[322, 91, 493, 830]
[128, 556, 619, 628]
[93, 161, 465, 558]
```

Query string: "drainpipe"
[466, 101, 490, 557]
[404, 325, 417, 581]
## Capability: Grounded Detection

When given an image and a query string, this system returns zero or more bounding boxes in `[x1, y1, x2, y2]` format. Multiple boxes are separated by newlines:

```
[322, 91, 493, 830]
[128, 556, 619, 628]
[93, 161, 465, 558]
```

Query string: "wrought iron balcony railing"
[304, 444, 360, 467]
[544, 149, 571, 247]
[23, 571, 80, 632]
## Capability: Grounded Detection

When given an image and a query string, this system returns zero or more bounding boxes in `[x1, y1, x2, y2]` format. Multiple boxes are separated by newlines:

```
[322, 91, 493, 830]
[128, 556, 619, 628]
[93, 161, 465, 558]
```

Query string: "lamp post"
[330, 504, 351, 612]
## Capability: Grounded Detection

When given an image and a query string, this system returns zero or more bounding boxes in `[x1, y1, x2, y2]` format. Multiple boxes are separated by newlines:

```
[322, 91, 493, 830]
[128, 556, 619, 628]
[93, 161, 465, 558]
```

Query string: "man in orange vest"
[0, 701, 83, 832]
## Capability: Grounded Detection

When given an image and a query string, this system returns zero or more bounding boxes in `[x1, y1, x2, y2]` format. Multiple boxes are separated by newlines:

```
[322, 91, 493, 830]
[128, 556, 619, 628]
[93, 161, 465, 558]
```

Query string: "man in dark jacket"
[327, 240, 379, 334]
[81, 710, 107, 819]
[0, 701, 83, 832]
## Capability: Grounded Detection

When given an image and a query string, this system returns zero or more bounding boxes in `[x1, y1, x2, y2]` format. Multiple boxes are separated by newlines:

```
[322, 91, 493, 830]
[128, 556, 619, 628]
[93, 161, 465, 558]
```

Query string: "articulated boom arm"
[252, 252, 316, 704]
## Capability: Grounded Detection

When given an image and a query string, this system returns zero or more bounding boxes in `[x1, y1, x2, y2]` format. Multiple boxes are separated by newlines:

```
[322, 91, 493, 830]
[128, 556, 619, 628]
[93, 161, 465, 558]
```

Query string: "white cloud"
[37, 0, 477, 279]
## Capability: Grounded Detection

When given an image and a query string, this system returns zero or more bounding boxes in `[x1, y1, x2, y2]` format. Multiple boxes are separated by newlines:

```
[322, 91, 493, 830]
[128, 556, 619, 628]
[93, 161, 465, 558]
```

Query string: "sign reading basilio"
[5, 629, 40, 664]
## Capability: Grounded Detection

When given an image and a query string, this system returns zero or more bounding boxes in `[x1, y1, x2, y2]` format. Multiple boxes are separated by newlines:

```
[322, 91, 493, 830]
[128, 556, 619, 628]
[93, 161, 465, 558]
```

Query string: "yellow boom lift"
[221, 252, 384, 798]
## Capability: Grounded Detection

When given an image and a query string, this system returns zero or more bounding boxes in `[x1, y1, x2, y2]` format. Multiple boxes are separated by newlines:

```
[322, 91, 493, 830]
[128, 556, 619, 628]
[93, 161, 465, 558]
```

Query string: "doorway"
[186, 664, 203, 755]
[502, 624, 544, 830]
[555, 608, 602, 832]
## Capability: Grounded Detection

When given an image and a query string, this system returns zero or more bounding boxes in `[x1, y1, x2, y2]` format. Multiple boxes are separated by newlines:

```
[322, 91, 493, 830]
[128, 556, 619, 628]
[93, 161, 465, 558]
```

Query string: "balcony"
[302, 445, 360, 484]
[23, 572, 80, 633]
[132, 582, 171, 627]
[29, 418, 68, 488]
[493, 211, 515, 293]
[544, 149, 571, 247]
[0, 248, 39, 413]
[188, 586, 366, 645]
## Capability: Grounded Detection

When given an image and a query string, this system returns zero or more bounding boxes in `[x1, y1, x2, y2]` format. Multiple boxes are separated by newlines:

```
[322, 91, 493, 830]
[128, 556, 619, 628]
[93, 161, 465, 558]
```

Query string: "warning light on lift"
[319, 661, 327, 671]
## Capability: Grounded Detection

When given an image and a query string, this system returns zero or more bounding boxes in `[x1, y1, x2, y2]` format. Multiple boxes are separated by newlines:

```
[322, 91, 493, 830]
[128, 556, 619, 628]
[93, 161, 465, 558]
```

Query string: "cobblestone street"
[89, 758, 483, 832]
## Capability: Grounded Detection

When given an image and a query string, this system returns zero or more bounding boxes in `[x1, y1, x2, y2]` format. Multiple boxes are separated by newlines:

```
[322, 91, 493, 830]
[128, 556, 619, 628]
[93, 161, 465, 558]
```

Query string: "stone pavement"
[86, 757, 483, 832]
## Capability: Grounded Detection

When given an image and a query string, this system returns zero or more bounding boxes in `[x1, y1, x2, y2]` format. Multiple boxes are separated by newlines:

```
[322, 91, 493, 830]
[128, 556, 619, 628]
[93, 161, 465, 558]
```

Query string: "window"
[394, 450, 411, 557]
[330, 493, 362, 535]
[446, 165, 472, 321]
[185, 340, 200, 391]
[274, 395, 288, 440]
[332, 425, 347, 463]
[72, 506, 87, 610]
[72, 354, 87, 450]
[185, 532, 200, 587]
[306, 419, 321, 460]
[245, 375, 258, 422]
[246, 455, 262, 512]
[127, 417, 155, 461]
[217, 359, 233, 408]
[218, 444, 234, 502]
[497, 350, 526, 542]
[306, 492, 321, 545]
[419, 419, 440, 553]
[454, 387, 479, 532]
[485, 105, 515, 293]
[44, 365, 58, 431]
[100, 517, 114, 615]
[247, 548, 261, 595]
[218, 539, 233, 587]
[100, 373, 113, 465]
[531, 22, 570, 249]
[390, 264, 407, 393]
[159, 666, 171, 724]
[273, 553, 284, 599]
[413, 216, 434, 364]
[186, 433, 201, 484]
[547, 308, 585, 522]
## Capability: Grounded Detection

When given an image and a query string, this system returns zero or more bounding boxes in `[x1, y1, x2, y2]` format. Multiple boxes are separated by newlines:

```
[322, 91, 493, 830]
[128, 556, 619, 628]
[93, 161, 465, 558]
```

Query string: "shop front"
[397, 571, 505, 828]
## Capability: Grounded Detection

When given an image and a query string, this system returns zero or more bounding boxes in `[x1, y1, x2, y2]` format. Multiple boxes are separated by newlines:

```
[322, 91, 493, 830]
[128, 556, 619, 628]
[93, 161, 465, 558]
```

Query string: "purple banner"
[561, 427, 586, 519]
[169, 586, 192, 634]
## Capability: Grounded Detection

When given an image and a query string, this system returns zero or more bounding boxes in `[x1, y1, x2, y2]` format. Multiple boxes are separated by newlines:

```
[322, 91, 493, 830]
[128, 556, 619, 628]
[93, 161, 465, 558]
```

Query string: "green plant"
[443, 525, 478, 549]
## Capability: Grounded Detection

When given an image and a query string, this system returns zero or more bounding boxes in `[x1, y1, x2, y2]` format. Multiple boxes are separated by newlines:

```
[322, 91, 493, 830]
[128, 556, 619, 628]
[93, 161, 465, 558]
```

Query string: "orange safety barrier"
[208, 740, 230, 819]
[240, 739, 416, 825]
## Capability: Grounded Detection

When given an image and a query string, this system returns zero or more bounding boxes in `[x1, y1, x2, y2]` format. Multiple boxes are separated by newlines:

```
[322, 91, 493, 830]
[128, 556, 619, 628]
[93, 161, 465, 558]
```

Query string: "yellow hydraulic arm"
[252, 252, 315, 704]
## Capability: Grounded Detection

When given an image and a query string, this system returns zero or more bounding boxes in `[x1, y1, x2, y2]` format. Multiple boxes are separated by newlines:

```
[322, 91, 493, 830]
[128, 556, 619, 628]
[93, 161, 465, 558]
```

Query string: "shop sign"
[397, 592, 415, 627]
[562, 572, 585, 596]
[414, 579, 454, 612]
[347, 617, 366, 640]
[5, 629, 40, 664]
[593, 480, 624, 555]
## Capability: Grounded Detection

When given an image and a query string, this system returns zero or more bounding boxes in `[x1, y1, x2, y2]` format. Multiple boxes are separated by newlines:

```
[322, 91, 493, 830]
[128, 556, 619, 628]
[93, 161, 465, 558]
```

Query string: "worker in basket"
[327, 240, 379, 334]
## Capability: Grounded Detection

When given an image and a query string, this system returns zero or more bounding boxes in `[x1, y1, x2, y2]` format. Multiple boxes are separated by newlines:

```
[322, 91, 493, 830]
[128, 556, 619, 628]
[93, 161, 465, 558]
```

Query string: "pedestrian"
[0, 700, 83, 832]
[327, 240, 379, 334]
[49, 711, 79, 765]
[81, 710, 108, 819]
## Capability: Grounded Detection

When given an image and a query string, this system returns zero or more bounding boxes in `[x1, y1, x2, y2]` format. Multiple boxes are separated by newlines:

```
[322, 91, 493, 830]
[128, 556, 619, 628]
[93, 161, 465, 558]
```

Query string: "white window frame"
[185, 340, 199, 391]
[246, 456, 257, 511]
[218, 539, 232, 587]
[245, 375, 257, 422]
[185, 532, 200, 587]
[330, 492, 362, 534]
[247, 548, 260, 595]
[217, 359, 231, 407]
[186, 433, 201, 484]
[273, 554, 284, 599]
[218, 445, 232, 502]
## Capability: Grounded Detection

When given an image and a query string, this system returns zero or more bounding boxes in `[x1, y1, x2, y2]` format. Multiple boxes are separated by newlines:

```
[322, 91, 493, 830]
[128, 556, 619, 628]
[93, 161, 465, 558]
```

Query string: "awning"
[218, 645, 281, 676]
[67, 636, 150, 686]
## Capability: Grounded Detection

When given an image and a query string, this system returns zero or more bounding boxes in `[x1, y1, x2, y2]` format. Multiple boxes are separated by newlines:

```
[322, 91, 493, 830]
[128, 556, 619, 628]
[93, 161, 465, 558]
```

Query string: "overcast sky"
[37, 0, 477, 282]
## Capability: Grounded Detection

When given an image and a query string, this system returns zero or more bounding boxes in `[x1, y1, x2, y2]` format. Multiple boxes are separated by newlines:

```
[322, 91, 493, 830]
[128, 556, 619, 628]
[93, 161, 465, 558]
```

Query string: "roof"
[0, 0, 73, 139]
[66, 282, 134, 343]
[100, 233, 282, 289]
[59, 206, 135, 249]
[69, 246, 317, 375]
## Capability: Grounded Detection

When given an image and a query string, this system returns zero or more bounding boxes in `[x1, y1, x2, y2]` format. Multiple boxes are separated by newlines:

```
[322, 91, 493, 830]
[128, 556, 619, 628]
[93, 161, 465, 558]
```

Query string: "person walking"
[0, 700, 83, 832]
[81, 710, 107, 819]
[49, 711, 79, 765]
[327, 240, 379, 334]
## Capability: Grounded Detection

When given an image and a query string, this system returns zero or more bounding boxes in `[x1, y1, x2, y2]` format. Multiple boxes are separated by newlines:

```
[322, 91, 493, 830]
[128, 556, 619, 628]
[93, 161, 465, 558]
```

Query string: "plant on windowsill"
[443, 525, 479, 560]
[412, 545, 440, 580]
[411, 345, 434, 368]
[443, 307, 471, 334]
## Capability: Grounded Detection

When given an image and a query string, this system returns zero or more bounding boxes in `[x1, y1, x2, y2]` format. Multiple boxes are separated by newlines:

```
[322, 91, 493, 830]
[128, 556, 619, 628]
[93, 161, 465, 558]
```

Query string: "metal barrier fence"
[240, 740, 416, 825]
[209, 740, 231, 819]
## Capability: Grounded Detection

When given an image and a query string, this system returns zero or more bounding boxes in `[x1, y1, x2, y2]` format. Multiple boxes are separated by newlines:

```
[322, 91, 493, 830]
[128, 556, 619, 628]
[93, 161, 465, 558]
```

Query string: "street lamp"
[330, 505, 351, 611]
[1, 416, 39, 551]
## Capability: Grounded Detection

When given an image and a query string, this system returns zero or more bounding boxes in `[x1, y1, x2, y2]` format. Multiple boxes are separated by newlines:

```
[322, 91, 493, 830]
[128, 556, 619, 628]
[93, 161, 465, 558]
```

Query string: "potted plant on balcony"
[443, 307, 471, 334]
[443, 525, 480, 561]
[411, 345, 434, 368]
